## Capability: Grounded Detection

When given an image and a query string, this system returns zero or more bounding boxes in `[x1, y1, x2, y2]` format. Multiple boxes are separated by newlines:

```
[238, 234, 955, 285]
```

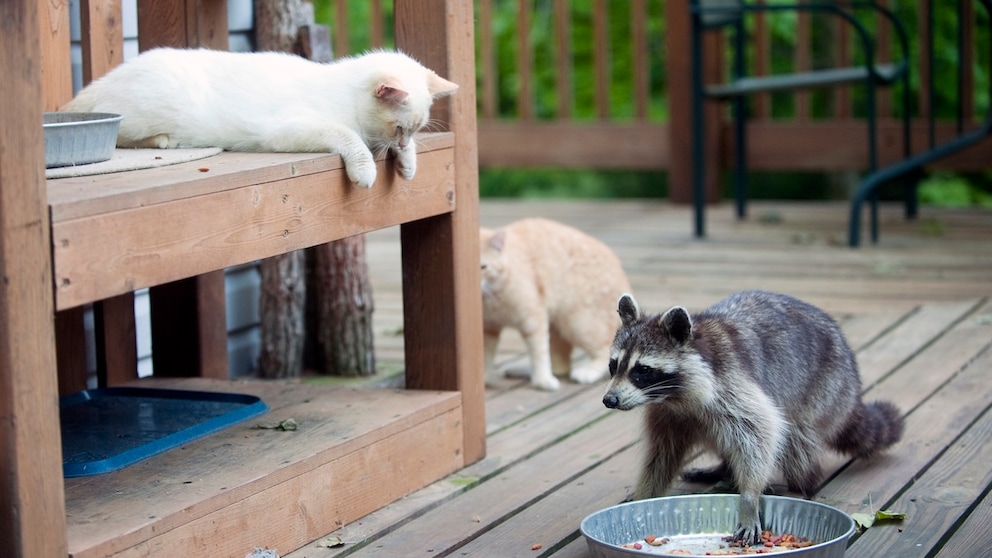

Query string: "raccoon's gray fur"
[603, 290, 904, 546]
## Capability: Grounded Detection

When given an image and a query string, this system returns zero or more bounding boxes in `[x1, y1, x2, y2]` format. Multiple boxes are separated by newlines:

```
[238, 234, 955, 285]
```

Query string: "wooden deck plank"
[63, 380, 463, 558]
[340, 412, 641, 557]
[846, 390, 992, 557]
[932, 482, 992, 557]
[284, 199, 992, 558]
[816, 328, 992, 517]
[454, 446, 641, 557]
[854, 299, 981, 386]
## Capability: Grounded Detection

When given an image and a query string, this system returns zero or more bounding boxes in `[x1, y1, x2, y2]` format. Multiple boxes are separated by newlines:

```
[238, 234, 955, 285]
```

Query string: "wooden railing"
[324, 0, 991, 202]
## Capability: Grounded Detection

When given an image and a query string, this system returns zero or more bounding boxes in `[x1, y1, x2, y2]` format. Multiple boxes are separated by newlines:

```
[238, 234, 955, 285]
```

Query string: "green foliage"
[312, 1, 394, 53]
[480, 168, 668, 198]
[484, 0, 668, 120]
[918, 172, 992, 207]
[312, 1, 991, 205]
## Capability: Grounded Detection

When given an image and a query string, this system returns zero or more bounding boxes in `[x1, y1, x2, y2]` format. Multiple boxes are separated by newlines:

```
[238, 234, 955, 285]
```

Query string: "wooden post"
[80, 0, 140, 387]
[139, 0, 230, 379]
[0, 0, 68, 554]
[666, 0, 722, 205]
[394, 0, 487, 465]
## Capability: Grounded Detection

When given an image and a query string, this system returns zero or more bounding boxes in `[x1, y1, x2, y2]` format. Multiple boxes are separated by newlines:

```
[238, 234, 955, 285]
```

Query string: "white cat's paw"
[530, 374, 561, 392]
[346, 161, 377, 189]
[570, 363, 608, 384]
[395, 146, 417, 180]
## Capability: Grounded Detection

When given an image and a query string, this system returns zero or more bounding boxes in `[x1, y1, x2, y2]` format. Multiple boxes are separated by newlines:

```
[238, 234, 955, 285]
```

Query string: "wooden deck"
[279, 199, 992, 558]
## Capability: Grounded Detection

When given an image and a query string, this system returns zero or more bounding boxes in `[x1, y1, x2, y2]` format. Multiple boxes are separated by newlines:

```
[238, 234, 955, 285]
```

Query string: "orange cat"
[479, 218, 632, 390]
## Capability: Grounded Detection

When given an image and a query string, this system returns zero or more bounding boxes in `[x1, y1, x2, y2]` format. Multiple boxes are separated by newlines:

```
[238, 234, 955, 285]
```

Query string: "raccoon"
[603, 290, 904, 546]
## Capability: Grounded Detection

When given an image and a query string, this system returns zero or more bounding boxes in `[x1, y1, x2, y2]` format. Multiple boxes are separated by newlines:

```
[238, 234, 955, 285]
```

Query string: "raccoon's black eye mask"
[608, 358, 618, 377]
[629, 363, 658, 389]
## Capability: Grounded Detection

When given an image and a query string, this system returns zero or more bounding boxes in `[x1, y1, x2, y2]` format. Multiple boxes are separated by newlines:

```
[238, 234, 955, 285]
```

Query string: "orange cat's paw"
[530, 374, 561, 391]
[570, 363, 608, 384]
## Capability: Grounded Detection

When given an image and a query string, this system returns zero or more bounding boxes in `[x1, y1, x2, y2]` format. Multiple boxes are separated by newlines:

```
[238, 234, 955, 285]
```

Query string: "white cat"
[62, 48, 458, 188]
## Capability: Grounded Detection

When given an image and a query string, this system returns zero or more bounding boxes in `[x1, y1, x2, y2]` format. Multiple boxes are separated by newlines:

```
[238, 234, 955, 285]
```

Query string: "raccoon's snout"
[603, 394, 620, 409]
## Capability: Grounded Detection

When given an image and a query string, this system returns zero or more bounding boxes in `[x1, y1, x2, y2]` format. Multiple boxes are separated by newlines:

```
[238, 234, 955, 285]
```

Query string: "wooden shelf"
[48, 133, 456, 310]
[3, 2, 483, 556]
[64, 378, 465, 558]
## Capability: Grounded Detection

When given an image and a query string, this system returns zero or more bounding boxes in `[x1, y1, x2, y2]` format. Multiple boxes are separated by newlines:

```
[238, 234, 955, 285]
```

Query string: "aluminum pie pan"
[580, 494, 855, 557]
[43, 112, 122, 168]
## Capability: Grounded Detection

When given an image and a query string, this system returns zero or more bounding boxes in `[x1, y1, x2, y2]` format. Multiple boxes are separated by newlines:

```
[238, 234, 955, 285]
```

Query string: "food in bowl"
[621, 531, 814, 555]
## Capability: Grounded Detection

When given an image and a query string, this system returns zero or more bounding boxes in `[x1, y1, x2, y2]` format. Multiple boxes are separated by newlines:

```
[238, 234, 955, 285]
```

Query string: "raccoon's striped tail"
[831, 400, 905, 459]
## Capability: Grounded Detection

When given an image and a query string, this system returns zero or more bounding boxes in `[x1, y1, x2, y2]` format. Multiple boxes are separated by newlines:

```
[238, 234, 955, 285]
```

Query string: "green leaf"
[851, 512, 875, 530]
[875, 509, 907, 522]
[316, 535, 345, 549]
[852, 509, 907, 530]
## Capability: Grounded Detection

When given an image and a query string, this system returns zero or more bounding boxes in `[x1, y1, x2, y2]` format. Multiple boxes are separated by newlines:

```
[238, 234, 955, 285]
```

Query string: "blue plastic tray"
[60, 387, 268, 477]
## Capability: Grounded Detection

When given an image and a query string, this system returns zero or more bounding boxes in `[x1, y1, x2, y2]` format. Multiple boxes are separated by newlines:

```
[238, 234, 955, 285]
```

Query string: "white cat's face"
[360, 55, 458, 153]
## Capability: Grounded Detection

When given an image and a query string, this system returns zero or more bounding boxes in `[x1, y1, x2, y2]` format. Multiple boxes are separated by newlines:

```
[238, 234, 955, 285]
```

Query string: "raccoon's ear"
[661, 307, 693, 345]
[617, 294, 640, 325]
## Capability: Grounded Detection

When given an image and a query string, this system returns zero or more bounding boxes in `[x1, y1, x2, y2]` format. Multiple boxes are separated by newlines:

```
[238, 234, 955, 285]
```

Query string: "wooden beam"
[94, 293, 138, 386]
[478, 121, 669, 169]
[80, 0, 123, 85]
[0, 0, 67, 555]
[395, 0, 487, 465]
[476, 119, 992, 173]
[135, 0, 228, 379]
[665, 0, 721, 204]
[136, 0, 228, 51]
[50, 145, 456, 310]
[80, 0, 136, 390]
[38, 0, 72, 110]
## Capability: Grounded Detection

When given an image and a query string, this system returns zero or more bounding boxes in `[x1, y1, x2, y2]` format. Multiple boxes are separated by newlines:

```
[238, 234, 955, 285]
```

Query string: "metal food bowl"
[43, 112, 122, 168]
[580, 494, 855, 557]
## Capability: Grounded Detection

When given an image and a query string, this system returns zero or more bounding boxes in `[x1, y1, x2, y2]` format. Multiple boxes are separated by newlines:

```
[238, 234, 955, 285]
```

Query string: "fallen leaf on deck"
[316, 535, 345, 548]
[852, 509, 907, 530]
[255, 418, 299, 431]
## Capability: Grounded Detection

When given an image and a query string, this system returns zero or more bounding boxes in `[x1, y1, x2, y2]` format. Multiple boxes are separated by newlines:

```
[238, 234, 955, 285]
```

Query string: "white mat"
[46, 147, 223, 179]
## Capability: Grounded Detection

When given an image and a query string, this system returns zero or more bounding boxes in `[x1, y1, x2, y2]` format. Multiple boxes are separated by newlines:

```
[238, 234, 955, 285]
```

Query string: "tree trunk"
[258, 252, 306, 378]
[309, 236, 376, 376]
[254, 0, 375, 378]
[254, 0, 313, 378]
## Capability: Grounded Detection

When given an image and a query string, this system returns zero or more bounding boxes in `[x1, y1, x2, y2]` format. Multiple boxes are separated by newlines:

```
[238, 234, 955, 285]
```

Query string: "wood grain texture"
[395, 0, 487, 465]
[79, 0, 123, 84]
[0, 0, 67, 554]
[51, 145, 456, 310]
[64, 379, 463, 558]
[38, 0, 73, 109]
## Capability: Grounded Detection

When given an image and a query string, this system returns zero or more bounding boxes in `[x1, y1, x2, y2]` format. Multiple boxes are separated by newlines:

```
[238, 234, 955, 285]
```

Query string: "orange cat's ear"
[489, 229, 506, 252]
[427, 72, 458, 99]
[376, 80, 409, 104]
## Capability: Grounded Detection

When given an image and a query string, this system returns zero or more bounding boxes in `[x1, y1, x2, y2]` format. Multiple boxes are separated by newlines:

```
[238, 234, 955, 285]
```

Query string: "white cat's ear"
[375, 80, 409, 104]
[428, 72, 458, 99]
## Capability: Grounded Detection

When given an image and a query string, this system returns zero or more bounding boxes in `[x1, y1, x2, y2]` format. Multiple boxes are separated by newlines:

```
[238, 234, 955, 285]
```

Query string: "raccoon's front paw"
[732, 522, 763, 547]
[395, 145, 417, 180]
